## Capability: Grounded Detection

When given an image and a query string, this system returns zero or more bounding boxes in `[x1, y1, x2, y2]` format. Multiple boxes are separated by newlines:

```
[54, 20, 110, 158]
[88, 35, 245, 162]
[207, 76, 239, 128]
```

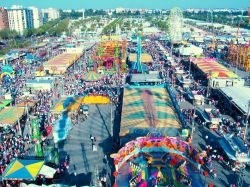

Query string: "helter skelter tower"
[168, 7, 184, 44]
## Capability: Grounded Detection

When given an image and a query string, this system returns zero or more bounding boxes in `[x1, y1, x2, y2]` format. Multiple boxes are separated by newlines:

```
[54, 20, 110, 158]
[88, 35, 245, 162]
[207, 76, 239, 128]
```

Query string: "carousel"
[112, 133, 206, 187]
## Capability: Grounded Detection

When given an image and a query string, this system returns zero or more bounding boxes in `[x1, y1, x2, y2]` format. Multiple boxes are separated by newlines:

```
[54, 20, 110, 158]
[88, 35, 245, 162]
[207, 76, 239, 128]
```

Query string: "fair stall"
[193, 94, 205, 106]
[26, 79, 54, 91]
[190, 57, 245, 88]
[179, 45, 203, 57]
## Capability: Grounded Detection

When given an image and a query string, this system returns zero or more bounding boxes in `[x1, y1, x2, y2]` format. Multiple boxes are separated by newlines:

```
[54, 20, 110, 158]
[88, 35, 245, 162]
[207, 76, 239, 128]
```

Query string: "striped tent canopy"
[2, 159, 44, 180]
[51, 96, 81, 112]
[120, 87, 181, 137]
[0, 107, 25, 126]
[190, 57, 238, 78]
[44, 53, 82, 66]
[83, 71, 103, 81]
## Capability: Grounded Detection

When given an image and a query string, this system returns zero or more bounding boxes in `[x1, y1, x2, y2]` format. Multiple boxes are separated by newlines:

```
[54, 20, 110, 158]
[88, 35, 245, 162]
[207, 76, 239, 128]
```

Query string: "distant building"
[11, 5, 23, 9]
[25, 8, 34, 29]
[248, 6, 250, 25]
[115, 8, 125, 13]
[0, 7, 9, 30]
[7, 8, 27, 34]
[146, 9, 153, 14]
[43, 12, 49, 24]
[42, 8, 60, 21]
[29, 7, 43, 28]
[75, 10, 83, 13]
[106, 10, 113, 16]
[7, 5, 38, 34]
[62, 10, 72, 13]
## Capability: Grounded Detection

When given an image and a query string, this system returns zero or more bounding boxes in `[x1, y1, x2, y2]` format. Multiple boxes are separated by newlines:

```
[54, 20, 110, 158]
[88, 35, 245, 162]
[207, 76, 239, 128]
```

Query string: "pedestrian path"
[63, 104, 113, 185]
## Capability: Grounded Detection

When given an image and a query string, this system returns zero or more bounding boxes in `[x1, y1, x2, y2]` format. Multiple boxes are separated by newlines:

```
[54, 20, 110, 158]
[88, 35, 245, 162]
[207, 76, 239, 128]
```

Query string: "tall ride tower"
[133, 34, 143, 73]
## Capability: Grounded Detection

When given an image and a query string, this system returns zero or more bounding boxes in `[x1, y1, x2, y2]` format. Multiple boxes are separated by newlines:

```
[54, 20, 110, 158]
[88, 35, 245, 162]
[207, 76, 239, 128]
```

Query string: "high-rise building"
[248, 6, 250, 25]
[7, 8, 27, 34]
[0, 7, 9, 30]
[43, 12, 49, 24]
[11, 5, 23, 9]
[25, 8, 34, 29]
[29, 7, 43, 28]
[42, 8, 60, 21]
[7, 6, 37, 34]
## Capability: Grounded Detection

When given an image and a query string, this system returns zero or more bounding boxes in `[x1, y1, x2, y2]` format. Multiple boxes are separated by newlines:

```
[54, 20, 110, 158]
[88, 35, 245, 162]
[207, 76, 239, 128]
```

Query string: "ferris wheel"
[168, 7, 184, 43]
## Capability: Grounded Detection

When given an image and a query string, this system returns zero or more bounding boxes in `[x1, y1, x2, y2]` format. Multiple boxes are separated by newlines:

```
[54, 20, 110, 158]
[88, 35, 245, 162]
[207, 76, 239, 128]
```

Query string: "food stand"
[189, 57, 245, 88]
[193, 94, 205, 106]
[43, 52, 82, 75]
[204, 108, 221, 129]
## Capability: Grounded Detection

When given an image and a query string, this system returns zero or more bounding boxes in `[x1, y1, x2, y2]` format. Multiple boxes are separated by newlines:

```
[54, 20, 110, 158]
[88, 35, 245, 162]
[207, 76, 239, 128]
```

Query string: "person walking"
[90, 135, 94, 142]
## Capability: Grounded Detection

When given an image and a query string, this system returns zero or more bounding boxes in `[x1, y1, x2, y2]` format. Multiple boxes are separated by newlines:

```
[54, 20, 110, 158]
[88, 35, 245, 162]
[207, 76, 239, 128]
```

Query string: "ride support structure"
[135, 35, 143, 73]
[92, 36, 127, 72]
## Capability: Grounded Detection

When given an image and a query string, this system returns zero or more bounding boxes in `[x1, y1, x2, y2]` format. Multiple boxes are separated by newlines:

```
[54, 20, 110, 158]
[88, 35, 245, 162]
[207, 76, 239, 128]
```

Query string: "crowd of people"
[0, 40, 64, 186]
[0, 38, 131, 185]
[158, 39, 249, 185]
[0, 129, 31, 186]
[0, 32, 249, 187]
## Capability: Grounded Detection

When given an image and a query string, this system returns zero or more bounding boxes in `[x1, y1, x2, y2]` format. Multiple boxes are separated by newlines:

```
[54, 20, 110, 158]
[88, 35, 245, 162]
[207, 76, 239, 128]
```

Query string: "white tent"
[39, 165, 57, 178]
[179, 45, 203, 56]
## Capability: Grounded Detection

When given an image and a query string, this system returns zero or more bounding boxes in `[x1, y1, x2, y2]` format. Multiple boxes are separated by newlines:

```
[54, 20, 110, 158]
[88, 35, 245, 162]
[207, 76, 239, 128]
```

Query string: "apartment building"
[0, 7, 9, 30]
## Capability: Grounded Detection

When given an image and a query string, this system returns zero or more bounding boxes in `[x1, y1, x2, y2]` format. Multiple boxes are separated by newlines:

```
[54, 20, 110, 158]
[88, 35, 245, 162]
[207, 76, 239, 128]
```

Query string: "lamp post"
[24, 96, 31, 136]
[191, 100, 196, 141]
[111, 101, 113, 137]
[16, 105, 22, 136]
[189, 58, 192, 76]
[206, 70, 212, 98]
[243, 100, 250, 141]
[189, 53, 195, 76]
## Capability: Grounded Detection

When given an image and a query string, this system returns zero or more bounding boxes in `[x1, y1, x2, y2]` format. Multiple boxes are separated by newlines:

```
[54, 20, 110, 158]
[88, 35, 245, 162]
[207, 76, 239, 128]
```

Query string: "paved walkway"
[61, 104, 114, 186]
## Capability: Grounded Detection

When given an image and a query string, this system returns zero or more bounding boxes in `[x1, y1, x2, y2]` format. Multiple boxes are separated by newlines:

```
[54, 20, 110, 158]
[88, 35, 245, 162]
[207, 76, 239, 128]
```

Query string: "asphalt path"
[176, 87, 250, 186]
[60, 104, 114, 186]
[190, 122, 250, 186]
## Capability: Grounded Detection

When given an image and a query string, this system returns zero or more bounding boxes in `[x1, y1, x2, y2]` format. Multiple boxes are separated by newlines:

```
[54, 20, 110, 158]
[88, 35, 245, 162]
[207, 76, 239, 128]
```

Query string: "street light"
[206, 70, 212, 98]
[191, 100, 196, 141]
[243, 100, 250, 141]
[189, 53, 195, 76]
[111, 101, 113, 137]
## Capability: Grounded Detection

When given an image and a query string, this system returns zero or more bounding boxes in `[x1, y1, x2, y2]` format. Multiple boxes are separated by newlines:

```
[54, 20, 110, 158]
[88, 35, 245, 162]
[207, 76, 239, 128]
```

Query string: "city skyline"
[0, 0, 249, 10]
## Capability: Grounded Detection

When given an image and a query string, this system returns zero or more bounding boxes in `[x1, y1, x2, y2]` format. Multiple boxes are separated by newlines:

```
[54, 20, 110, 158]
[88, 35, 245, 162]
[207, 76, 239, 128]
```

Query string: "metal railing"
[165, 83, 187, 128]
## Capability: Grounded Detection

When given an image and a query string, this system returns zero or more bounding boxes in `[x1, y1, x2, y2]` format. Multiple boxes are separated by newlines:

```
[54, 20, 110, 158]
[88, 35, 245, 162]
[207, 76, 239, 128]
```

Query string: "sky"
[0, 0, 249, 10]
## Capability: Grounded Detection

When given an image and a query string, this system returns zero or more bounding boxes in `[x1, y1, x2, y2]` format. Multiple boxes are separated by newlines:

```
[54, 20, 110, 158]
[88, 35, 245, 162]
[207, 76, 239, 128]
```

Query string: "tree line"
[102, 18, 123, 34]
[0, 18, 70, 40]
[183, 11, 250, 30]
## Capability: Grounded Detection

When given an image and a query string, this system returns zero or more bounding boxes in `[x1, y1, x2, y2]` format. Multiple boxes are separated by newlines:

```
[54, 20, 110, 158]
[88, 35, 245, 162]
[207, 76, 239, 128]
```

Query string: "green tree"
[24, 28, 37, 37]
[0, 29, 19, 40]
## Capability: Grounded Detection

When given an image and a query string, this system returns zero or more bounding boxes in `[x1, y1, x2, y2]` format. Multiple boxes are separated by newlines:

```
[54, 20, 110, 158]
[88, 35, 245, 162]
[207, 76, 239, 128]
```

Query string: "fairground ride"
[92, 35, 127, 73]
[112, 133, 205, 187]
[132, 34, 143, 73]
[168, 7, 184, 44]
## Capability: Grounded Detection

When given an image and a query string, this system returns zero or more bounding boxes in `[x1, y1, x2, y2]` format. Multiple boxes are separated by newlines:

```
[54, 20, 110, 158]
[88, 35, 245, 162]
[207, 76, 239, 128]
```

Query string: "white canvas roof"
[179, 45, 203, 56]
[220, 86, 250, 114]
